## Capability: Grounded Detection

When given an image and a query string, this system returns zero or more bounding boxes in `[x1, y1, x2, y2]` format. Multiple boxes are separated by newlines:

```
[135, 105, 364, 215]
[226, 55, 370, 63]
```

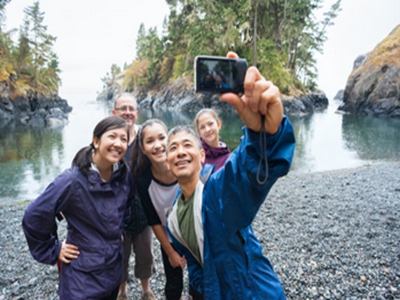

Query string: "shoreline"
[265, 160, 400, 299]
[1, 161, 399, 299]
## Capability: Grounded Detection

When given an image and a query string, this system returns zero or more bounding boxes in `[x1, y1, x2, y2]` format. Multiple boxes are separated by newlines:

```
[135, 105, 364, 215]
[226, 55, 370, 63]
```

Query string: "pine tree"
[113, 0, 342, 94]
[23, 1, 59, 91]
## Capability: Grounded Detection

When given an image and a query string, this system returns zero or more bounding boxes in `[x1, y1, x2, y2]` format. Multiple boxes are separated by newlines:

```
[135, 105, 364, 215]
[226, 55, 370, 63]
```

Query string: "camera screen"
[195, 57, 247, 94]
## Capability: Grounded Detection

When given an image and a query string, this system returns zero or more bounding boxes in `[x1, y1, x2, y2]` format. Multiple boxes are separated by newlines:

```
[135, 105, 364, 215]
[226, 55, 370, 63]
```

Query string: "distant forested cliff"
[0, 1, 71, 126]
[99, 0, 341, 115]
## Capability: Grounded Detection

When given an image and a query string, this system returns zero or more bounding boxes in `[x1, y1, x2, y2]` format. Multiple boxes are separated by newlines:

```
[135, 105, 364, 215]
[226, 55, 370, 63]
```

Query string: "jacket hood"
[201, 139, 230, 157]
[201, 139, 231, 170]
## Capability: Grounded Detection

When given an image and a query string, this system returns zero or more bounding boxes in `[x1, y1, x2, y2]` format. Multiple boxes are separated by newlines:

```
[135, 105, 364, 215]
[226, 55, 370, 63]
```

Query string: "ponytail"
[72, 145, 93, 176]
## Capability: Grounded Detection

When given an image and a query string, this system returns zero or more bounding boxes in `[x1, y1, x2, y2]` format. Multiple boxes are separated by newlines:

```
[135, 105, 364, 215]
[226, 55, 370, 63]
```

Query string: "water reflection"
[137, 109, 195, 128]
[342, 115, 400, 160]
[0, 125, 64, 201]
[218, 112, 244, 150]
[287, 115, 314, 172]
[1, 98, 400, 205]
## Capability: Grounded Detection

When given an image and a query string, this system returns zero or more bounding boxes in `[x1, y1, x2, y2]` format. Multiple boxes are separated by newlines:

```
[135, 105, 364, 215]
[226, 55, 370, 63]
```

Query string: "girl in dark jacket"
[193, 108, 231, 170]
[22, 116, 134, 300]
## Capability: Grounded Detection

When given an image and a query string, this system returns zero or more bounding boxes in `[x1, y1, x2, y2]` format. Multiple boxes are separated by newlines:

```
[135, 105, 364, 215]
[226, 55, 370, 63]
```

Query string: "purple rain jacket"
[201, 139, 231, 170]
[22, 162, 133, 299]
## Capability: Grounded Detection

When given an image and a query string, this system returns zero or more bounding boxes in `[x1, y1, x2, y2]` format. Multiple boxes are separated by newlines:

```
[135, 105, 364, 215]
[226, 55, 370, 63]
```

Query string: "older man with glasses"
[112, 93, 156, 300]
[112, 93, 139, 160]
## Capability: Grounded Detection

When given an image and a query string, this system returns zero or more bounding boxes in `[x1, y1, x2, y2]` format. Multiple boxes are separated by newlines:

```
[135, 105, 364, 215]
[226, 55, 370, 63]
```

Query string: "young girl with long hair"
[22, 116, 134, 300]
[193, 108, 231, 170]
[130, 119, 185, 300]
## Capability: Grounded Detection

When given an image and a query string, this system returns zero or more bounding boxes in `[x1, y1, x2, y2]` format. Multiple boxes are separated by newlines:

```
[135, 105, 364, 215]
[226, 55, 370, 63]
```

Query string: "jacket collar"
[201, 139, 230, 157]
[87, 161, 128, 190]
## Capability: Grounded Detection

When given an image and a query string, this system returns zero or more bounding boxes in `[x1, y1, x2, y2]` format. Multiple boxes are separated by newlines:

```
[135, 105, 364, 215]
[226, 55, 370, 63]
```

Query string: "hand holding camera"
[194, 55, 248, 94]
[194, 52, 283, 134]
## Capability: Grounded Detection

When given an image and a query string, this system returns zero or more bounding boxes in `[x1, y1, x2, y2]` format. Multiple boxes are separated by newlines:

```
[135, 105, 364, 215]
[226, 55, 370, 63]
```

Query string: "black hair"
[72, 116, 129, 176]
[131, 118, 168, 181]
[167, 125, 203, 152]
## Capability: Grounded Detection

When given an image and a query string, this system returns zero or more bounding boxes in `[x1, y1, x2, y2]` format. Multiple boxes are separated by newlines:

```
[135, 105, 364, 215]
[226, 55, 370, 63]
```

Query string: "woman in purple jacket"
[193, 108, 231, 170]
[22, 116, 134, 300]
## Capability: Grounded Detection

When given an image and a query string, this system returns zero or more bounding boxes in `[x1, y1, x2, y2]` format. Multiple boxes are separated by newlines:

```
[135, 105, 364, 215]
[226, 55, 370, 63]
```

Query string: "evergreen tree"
[101, 63, 121, 90]
[23, 1, 59, 91]
[14, 19, 31, 73]
[114, 0, 342, 94]
[0, 0, 13, 58]
[0, 0, 11, 22]
[0, 0, 61, 97]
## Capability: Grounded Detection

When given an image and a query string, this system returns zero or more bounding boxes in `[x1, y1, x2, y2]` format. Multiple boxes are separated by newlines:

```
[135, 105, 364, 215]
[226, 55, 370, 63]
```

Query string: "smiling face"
[196, 112, 222, 148]
[112, 94, 138, 129]
[92, 127, 128, 168]
[141, 123, 168, 165]
[166, 130, 205, 183]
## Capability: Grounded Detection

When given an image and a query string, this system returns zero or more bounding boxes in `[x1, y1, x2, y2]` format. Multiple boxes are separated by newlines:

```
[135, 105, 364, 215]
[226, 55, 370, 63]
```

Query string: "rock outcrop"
[0, 87, 72, 127]
[0, 59, 72, 127]
[281, 92, 329, 116]
[333, 90, 344, 101]
[337, 24, 400, 117]
[97, 78, 328, 117]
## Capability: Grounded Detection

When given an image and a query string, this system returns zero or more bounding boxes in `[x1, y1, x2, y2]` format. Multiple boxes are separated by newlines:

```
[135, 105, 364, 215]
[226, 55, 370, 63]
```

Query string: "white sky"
[4, 0, 400, 100]
[316, 0, 400, 99]
[4, 0, 170, 99]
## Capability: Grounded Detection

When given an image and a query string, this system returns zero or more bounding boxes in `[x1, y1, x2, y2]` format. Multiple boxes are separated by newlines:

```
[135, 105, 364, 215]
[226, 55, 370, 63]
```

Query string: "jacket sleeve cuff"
[242, 116, 286, 148]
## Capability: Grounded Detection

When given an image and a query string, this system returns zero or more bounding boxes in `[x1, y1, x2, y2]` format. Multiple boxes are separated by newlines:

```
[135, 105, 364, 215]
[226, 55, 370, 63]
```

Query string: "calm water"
[1, 95, 399, 204]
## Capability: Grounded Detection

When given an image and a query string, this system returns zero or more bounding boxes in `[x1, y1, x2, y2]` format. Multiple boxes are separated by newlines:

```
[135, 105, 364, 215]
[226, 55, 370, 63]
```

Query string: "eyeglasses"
[115, 106, 136, 112]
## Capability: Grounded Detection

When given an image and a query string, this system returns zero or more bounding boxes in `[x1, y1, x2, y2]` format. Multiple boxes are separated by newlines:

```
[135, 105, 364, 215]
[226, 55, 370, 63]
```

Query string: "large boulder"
[333, 90, 344, 101]
[0, 91, 72, 127]
[337, 24, 400, 117]
[281, 91, 329, 116]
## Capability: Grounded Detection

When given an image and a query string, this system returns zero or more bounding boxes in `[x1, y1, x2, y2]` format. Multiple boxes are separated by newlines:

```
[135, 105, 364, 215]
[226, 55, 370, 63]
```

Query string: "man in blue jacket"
[166, 52, 295, 299]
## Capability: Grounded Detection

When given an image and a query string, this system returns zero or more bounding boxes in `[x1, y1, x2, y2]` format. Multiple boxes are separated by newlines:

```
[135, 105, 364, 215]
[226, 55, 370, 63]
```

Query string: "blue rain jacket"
[22, 162, 133, 300]
[167, 116, 295, 299]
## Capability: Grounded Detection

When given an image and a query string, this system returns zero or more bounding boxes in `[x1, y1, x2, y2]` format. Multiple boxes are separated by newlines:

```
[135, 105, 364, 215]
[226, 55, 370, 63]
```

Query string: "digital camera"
[194, 55, 248, 94]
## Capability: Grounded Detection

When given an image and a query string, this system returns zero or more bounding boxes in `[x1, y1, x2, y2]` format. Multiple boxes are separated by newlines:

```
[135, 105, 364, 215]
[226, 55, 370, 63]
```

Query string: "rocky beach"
[1, 161, 399, 300]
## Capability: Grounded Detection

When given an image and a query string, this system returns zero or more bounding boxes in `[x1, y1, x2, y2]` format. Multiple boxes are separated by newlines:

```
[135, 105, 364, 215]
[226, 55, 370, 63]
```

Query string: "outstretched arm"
[207, 52, 295, 230]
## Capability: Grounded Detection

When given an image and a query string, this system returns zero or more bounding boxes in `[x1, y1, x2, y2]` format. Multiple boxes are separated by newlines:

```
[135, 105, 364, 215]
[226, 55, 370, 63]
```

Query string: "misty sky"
[4, 0, 400, 100]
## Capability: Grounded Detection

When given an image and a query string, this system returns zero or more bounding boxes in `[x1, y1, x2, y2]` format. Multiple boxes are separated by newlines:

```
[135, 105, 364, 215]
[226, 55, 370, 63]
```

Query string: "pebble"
[0, 161, 399, 299]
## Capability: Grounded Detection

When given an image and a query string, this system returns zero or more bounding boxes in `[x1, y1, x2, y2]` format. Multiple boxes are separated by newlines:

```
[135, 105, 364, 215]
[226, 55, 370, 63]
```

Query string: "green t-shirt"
[177, 193, 202, 265]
